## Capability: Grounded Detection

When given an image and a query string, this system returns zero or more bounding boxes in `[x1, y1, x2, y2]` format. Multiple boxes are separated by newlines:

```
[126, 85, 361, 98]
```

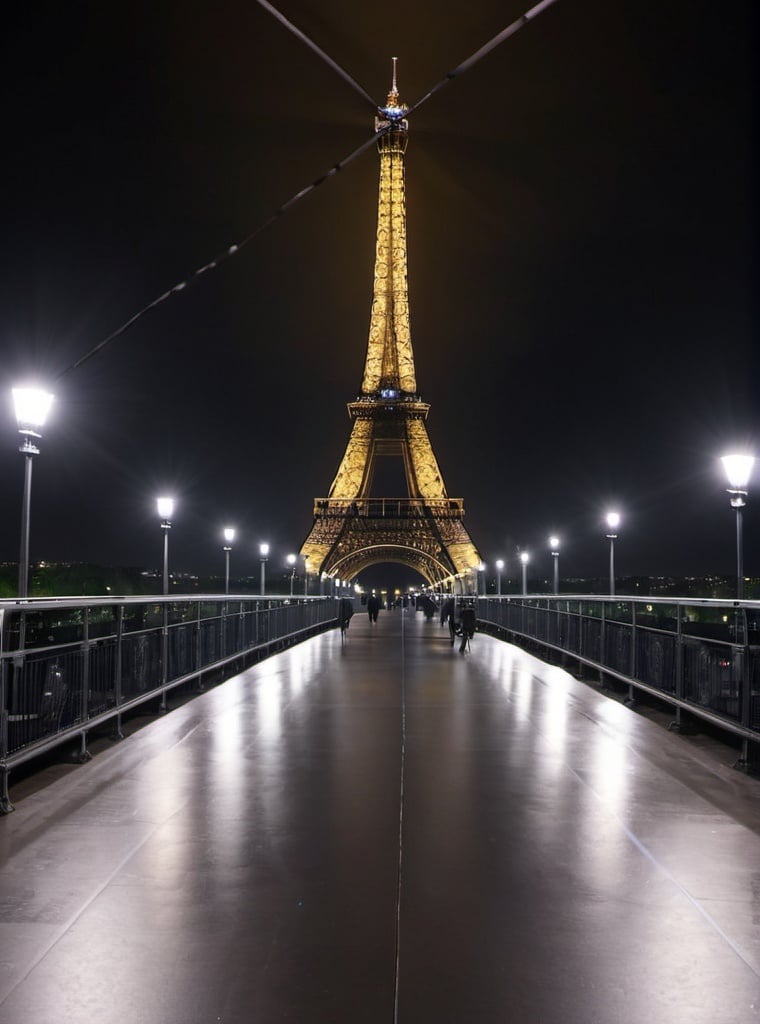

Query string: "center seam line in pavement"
[392, 606, 408, 1022]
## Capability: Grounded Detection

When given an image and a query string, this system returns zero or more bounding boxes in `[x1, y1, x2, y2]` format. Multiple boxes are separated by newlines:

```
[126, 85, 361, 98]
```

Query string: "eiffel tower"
[300, 61, 481, 591]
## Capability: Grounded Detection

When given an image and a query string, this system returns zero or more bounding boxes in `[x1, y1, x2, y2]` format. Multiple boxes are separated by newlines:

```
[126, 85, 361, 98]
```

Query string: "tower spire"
[363, 58, 413, 395]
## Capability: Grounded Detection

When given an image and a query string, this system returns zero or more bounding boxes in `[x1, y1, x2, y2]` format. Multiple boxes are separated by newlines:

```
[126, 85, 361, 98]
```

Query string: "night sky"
[1, 0, 757, 588]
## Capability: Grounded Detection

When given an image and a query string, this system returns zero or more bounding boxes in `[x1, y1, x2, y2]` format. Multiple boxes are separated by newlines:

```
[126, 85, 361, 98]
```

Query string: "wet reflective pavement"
[1, 609, 759, 1023]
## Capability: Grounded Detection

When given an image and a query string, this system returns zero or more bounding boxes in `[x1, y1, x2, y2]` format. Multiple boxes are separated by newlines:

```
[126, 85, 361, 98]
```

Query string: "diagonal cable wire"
[254, 0, 377, 110]
[56, 0, 562, 381]
[56, 126, 389, 380]
[405, 0, 562, 119]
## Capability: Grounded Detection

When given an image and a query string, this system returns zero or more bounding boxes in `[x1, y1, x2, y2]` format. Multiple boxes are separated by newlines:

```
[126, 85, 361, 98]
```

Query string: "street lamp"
[477, 561, 486, 596]
[223, 527, 235, 594]
[157, 496, 174, 595]
[549, 536, 560, 596]
[721, 454, 755, 599]
[287, 553, 297, 596]
[495, 558, 504, 596]
[12, 387, 54, 598]
[520, 551, 529, 596]
[606, 512, 620, 596]
[259, 542, 269, 595]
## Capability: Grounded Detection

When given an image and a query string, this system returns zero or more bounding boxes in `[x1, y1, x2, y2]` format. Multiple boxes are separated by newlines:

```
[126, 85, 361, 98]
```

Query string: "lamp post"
[520, 551, 529, 596]
[259, 542, 269, 596]
[223, 527, 235, 594]
[157, 497, 174, 595]
[287, 553, 297, 596]
[495, 559, 504, 596]
[549, 536, 560, 596]
[721, 454, 755, 599]
[605, 512, 620, 596]
[13, 387, 54, 598]
[477, 561, 486, 596]
[303, 555, 309, 596]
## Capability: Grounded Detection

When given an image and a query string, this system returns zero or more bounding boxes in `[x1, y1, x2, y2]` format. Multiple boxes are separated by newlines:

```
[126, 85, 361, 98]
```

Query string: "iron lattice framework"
[300, 67, 481, 588]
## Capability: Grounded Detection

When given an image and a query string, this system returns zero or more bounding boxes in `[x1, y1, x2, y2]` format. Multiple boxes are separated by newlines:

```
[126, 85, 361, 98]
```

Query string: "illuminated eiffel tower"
[300, 61, 481, 590]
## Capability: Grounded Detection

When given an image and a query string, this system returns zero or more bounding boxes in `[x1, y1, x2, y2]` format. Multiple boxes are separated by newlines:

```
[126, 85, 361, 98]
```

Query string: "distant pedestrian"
[338, 598, 354, 639]
[367, 594, 380, 622]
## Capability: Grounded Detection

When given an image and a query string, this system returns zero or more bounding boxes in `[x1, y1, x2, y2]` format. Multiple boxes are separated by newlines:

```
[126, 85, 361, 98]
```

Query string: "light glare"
[13, 387, 54, 430]
[157, 496, 174, 519]
[223, 527, 235, 544]
[606, 511, 620, 530]
[721, 454, 754, 490]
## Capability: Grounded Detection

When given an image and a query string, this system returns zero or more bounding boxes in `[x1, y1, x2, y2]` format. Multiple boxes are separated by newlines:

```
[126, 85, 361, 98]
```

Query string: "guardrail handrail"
[0, 594, 339, 813]
[476, 594, 759, 769]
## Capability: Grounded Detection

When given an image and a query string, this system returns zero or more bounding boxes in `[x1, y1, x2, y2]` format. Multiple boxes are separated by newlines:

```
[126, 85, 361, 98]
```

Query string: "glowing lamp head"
[223, 527, 235, 545]
[13, 387, 54, 433]
[477, 562, 486, 572]
[157, 496, 174, 520]
[721, 454, 754, 491]
[606, 512, 621, 531]
[549, 536, 560, 550]
[520, 551, 529, 565]
[259, 542, 269, 558]
[287, 553, 297, 566]
[495, 559, 504, 570]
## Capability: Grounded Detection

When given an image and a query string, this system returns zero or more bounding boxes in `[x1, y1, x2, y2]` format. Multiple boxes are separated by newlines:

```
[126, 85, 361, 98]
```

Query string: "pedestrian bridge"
[1, 606, 759, 1022]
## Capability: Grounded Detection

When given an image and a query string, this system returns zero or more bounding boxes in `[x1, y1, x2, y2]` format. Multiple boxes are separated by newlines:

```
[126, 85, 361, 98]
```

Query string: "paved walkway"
[0, 608, 759, 1023]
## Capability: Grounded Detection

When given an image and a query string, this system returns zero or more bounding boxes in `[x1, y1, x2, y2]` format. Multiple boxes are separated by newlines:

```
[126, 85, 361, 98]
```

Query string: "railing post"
[112, 604, 124, 740]
[195, 601, 204, 691]
[0, 609, 13, 814]
[160, 599, 169, 713]
[668, 600, 686, 732]
[600, 599, 606, 679]
[738, 604, 751, 767]
[675, 601, 684, 702]
[76, 607, 92, 762]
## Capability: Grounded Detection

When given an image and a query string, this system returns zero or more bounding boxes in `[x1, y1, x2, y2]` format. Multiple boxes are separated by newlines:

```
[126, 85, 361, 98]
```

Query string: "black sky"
[1, 0, 757, 587]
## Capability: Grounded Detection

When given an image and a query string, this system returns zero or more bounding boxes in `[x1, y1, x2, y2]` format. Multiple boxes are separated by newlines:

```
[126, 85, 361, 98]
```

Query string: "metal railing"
[477, 595, 760, 761]
[0, 594, 337, 811]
